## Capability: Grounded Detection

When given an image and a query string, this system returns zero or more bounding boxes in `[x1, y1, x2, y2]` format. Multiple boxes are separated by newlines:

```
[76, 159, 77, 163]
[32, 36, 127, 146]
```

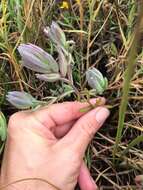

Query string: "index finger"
[32, 98, 106, 127]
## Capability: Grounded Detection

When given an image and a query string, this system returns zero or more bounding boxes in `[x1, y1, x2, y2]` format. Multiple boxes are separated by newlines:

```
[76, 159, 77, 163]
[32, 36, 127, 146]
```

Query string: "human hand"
[0, 98, 109, 190]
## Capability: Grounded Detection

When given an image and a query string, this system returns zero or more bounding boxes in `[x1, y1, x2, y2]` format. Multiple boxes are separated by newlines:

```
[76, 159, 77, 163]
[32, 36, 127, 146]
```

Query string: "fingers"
[32, 98, 105, 128]
[54, 120, 75, 138]
[78, 162, 98, 190]
[62, 106, 110, 156]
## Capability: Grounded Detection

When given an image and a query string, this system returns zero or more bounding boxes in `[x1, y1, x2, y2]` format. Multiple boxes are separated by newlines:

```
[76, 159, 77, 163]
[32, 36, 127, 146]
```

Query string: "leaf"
[0, 112, 7, 141]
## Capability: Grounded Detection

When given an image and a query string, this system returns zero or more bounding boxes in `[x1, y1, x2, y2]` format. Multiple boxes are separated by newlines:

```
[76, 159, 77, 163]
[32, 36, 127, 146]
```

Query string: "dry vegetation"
[0, 0, 143, 189]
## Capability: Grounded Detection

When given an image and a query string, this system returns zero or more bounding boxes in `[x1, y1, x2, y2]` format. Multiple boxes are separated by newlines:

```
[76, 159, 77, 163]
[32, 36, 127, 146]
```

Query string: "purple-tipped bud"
[44, 21, 67, 48]
[18, 44, 59, 73]
[6, 91, 40, 109]
[36, 73, 61, 82]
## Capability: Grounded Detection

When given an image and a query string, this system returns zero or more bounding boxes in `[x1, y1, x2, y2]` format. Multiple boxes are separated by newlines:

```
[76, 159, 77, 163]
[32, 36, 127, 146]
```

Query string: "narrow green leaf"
[0, 112, 7, 141]
[121, 135, 143, 156]
[113, 3, 143, 158]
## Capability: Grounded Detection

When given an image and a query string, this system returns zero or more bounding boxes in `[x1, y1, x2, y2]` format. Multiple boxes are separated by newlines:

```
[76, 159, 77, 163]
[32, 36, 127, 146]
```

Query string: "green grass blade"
[121, 135, 143, 156]
[113, 2, 143, 159]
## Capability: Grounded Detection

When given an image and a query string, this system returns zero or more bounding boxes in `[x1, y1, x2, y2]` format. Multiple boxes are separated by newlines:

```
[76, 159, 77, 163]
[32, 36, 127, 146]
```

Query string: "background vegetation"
[0, 0, 143, 189]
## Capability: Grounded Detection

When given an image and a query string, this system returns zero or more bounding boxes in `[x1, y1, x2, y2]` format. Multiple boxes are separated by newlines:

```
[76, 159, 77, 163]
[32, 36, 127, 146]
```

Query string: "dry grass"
[0, 0, 143, 189]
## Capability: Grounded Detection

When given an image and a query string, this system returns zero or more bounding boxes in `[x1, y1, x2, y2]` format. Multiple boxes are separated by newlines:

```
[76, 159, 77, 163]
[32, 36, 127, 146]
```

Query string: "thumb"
[62, 106, 110, 156]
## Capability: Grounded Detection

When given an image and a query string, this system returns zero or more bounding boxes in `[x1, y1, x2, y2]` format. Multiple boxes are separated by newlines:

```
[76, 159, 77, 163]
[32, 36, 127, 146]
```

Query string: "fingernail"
[95, 107, 110, 126]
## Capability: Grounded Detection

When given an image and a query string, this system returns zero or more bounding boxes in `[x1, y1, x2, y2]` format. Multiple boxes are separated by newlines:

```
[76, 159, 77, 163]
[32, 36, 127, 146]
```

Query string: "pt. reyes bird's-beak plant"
[7, 22, 108, 110]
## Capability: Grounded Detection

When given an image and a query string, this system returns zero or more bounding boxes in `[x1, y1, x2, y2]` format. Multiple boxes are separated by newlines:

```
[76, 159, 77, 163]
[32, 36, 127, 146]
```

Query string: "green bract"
[86, 68, 108, 95]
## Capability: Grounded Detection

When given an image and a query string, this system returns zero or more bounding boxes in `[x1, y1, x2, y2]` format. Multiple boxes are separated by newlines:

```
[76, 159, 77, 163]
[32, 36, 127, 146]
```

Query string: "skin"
[0, 98, 109, 190]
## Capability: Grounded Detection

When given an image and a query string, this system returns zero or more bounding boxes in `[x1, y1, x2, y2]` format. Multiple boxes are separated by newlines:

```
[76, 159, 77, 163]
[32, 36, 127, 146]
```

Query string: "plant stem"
[60, 78, 81, 100]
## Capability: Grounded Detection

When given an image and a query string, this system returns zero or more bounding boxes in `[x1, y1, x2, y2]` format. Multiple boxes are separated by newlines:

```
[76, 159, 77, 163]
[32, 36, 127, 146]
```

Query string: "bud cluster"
[7, 22, 108, 109]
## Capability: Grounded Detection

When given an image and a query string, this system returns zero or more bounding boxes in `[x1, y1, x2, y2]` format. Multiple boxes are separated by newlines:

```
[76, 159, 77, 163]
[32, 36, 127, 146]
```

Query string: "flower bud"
[36, 73, 61, 82]
[57, 46, 68, 77]
[6, 91, 40, 109]
[44, 21, 67, 49]
[0, 112, 7, 141]
[18, 43, 59, 73]
[86, 68, 108, 95]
